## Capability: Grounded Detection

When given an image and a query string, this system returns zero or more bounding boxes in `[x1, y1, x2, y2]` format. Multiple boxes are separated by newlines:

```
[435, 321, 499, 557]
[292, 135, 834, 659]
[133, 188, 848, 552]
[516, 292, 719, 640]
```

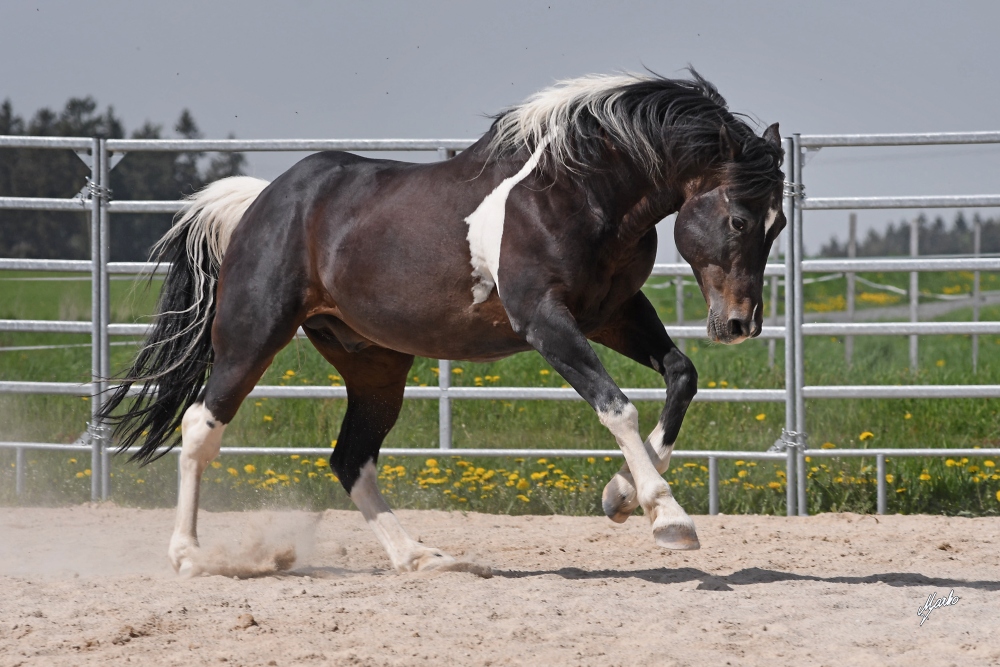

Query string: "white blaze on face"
[764, 207, 779, 235]
[465, 137, 551, 304]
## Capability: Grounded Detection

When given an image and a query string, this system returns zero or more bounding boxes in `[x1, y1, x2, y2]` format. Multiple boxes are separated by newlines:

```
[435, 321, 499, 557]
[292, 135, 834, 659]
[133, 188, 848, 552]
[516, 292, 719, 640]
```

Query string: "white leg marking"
[599, 403, 698, 549]
[169, 403, 226, 576]
[764, 207, 779, 235]
[465, 136, 552, 303]
[351, 462, 457, 572]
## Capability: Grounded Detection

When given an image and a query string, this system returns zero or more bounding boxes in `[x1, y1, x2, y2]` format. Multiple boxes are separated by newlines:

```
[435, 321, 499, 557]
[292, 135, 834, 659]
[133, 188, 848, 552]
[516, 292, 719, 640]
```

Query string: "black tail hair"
[98, 226, 217, 465]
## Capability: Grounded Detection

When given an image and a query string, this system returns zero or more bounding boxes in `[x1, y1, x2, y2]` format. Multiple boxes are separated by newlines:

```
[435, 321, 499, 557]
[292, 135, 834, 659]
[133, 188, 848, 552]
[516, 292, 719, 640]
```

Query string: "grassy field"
[1, 266, 998, 516]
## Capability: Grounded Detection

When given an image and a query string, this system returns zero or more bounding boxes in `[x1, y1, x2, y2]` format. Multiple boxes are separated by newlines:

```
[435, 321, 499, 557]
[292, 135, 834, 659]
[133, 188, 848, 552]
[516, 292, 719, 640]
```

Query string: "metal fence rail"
[2, 131, 998, 517]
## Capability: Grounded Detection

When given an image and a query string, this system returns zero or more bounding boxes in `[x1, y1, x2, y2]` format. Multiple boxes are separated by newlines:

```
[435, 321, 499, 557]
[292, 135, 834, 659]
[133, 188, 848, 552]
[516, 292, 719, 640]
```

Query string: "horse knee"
[664, 350, 697, 402]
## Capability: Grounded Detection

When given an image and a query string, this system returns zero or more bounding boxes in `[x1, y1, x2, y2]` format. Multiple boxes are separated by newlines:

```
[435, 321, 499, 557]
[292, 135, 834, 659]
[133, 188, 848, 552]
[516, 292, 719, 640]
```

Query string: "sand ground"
[1, 505, 998, 666]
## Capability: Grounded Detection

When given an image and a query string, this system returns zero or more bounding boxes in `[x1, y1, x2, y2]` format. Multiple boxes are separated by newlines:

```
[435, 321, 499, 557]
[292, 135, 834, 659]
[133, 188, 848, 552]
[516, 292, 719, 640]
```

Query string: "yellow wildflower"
[516, 494, 530, 502]
[821, 442, 836, 449]
[755, 413, 766, 421]
[516, 479, 530, 490]
[885, 474, 894, 483]
[244, 464, 256, 474]
[587, 457, 595, 464]
[707, 381, 717, 388]
[425, 458, 438, 468]
[227, 467, 238, 477]
[452, 367, 463, 374]
[211, 461, 222, 469]
[859, 431, 874, 441]
[768, 481, 781, 490]
[263, 415, 273, 422]
[904, 412, 912, 420]
[935, 359, 945, 367]
[919, 473, 931, 481]
[539, 369, 550, 376]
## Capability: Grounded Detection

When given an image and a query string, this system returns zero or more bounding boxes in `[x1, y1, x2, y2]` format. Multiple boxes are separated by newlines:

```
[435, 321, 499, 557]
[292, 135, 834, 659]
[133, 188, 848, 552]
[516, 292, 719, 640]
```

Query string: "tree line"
[820, 213, 1000, 258]
[0, 97, 245, 261]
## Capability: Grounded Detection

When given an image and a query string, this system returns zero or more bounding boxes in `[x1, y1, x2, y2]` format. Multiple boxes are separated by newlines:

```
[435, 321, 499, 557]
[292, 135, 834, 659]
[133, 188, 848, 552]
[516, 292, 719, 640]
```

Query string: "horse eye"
[730, 217, 747, 232]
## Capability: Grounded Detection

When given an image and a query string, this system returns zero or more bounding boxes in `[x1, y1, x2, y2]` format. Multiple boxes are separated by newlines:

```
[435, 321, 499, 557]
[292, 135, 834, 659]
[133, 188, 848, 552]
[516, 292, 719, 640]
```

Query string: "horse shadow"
[495, 566, 1000, 592]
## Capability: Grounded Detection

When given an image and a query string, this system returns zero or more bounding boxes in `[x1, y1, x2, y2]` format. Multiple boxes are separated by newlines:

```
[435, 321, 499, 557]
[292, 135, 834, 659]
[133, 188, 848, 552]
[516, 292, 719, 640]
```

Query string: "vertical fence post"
[972, 218, 981, 373]
[99, 139, 112, 500]
[767, 242, 778, 368]
[675, 247, 685, 354]
[792, 135, 808, 516]
[876, 453, 886, 515]
[845, 213, 856, 366]
[89, 137, 103, 502]
[436, 148, 455, 451]
[708, 456, 719, 515]
[15, 447, 25, 497]
[909, 218, 919, 373]
[782, 136, 797, 517]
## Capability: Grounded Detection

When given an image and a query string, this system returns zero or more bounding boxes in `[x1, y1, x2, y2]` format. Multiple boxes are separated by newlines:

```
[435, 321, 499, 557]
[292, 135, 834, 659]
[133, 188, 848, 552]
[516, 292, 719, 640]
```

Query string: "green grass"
[1, 268, 998, 516]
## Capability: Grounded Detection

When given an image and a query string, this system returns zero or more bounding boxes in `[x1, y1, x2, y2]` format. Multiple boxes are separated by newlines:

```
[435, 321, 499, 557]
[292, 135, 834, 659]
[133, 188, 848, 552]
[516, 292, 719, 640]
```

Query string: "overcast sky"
[3, 1, 998, 256]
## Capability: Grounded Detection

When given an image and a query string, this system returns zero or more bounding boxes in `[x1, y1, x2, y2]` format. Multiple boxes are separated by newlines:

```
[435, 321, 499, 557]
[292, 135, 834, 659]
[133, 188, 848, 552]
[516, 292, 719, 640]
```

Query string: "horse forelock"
[487, 69, 783, 200]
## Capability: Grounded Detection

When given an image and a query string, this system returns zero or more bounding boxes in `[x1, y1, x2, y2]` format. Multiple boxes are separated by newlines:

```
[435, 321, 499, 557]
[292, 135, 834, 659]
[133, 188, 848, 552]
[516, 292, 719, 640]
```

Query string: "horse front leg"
[512, 293, 699, 551]
[591, 292, 698, 523]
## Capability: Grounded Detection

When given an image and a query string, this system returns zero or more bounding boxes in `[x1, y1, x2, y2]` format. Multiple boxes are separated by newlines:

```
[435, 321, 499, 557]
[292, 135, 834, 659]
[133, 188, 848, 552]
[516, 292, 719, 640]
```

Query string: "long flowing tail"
[99, 176, 270, 463]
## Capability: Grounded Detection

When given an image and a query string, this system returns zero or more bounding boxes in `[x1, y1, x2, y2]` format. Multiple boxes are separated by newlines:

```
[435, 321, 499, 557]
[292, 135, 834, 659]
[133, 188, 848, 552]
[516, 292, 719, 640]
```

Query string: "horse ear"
[719, 125, 741, 160]
[763, 123, 781, 147]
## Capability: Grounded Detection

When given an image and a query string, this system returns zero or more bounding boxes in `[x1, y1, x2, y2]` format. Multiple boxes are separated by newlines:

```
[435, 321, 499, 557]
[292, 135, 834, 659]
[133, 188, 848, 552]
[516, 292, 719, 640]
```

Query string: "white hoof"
[649, 497, 700, 551]
[401, 547, 457, 573]
[169, 535, 200, 576]
[602, 471, 639, 523]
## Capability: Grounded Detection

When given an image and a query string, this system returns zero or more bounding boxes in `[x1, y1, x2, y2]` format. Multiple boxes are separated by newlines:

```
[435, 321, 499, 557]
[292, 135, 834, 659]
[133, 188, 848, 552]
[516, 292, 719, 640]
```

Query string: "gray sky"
[3, 0, 998, 256]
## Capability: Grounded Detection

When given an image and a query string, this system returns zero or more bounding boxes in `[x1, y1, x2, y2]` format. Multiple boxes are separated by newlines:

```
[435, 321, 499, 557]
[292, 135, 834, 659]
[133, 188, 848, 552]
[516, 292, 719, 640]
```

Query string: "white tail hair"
[143, 176, 270, 364]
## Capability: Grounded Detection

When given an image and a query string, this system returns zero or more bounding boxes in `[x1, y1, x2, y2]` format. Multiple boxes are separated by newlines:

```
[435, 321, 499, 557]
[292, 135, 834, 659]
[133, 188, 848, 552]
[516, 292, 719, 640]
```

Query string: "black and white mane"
[488, 70, 783, 201]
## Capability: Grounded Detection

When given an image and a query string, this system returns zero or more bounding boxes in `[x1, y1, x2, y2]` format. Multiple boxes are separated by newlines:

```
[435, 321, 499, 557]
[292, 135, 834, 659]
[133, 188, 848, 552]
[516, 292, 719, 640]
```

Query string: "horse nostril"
[727, 318, 748, 338]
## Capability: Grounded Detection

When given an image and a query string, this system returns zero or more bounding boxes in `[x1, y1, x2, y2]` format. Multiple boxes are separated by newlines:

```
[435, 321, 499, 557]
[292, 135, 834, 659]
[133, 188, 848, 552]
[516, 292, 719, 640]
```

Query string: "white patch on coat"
[169, 403, 227, 574]
[465, 137, 551, 303]
[764, 207, 779, 234]
[350, 461, 456, 572]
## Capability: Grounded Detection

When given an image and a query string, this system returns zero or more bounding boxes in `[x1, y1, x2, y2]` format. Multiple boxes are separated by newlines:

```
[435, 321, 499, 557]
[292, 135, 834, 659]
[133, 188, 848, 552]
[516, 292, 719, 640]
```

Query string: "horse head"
[674, 122, 785, 344]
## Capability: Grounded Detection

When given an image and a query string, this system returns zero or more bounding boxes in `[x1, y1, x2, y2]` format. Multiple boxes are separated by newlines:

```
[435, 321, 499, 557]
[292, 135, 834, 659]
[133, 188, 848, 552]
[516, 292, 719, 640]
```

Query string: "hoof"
[652, 517, 701, 551]
[400, 547, 457, 573]
[602, 472, 639, 524]
[177, 559, 198, 578]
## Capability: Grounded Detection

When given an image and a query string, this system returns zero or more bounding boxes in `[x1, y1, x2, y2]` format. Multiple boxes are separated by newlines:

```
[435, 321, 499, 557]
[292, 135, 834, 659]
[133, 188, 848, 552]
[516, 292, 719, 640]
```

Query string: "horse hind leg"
[169, 291, 302, 576]
[304, 327, 463, 572]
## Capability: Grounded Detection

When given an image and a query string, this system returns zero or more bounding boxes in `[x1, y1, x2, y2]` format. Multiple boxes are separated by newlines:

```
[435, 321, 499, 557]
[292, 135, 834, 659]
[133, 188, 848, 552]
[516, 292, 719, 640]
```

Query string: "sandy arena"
[1, 506, 998, 666]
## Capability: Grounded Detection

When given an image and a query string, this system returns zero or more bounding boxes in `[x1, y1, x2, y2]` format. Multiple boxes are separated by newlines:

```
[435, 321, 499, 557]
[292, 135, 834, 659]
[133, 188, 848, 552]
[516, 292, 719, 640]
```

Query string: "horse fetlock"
[602, 471, 639, 523]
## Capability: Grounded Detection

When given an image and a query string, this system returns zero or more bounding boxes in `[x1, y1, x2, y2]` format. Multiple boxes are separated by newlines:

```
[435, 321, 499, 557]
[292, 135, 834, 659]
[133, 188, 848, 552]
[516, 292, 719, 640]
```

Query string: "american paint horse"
[101, 71, 785, 575]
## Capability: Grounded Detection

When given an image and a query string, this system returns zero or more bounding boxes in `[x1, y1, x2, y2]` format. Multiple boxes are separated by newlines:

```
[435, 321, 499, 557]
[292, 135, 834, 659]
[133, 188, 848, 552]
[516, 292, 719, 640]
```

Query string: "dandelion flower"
[737, 470, 747, 478]
[69, 458, 77, 464]
[75, 472, 85, 478]
[768, 481, 781, 490]
[425, 458, 438, 468]
[452, 367, 463, 374]
[539, 369, 550, 376]
[707, 381, 717, 388]
[904, 412, 912, 420]
[284, 369, 296, 376]
[885, 474, 894, 483]
[755, 413, 766, 421]
[84, 469, 92, 476]
[935, 359, 945, 367]
[263, 415, 273, 422]
[517, 494, 530, 502]
[919, 473, 931, 481]
[516, 479, 530, 490]
[996, 490, 1000, 502]
[227, 467, 239, 477]
[983, 460, 995, 468]
[587, 457, 595, 464]
[244, 464, 256, 474]
[859, 431, 874, 441]
[314, 459, 328, 468]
